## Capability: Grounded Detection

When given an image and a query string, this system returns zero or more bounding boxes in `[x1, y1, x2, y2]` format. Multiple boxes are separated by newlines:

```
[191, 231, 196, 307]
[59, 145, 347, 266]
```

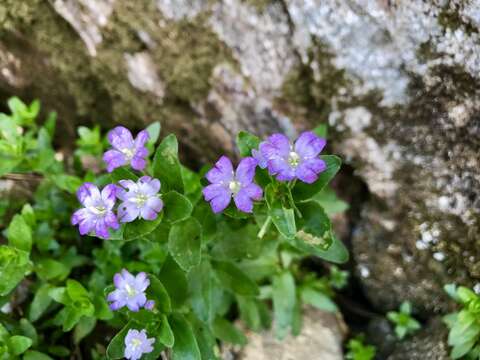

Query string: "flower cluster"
[203, 131, 327, 213]
[71, 128, 162, 239]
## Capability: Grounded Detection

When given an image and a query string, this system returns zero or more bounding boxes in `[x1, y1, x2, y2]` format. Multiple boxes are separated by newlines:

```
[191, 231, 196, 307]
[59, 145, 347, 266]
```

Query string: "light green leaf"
[211, 317, 247, 345]
[8, 335, 32, 355]
[301, 288, 337, 312]
[7, 214, 32, 252]
[0, 245, 31, 296]
[146, 122, 161, 144]
[23, 350, 53, 360]
[273, 272, 296, 339]
[159, 315, 175, 347]
[147, 274, 171, 314]
[29, 284, 53, 322]
[237, 131, 260, 157]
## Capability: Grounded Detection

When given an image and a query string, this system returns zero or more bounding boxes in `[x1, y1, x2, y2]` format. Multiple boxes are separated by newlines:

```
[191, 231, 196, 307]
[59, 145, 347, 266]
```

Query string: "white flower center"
[124, 283, 137, 298]
[90, 205, 107, 215]
[228, 180, 241, 194]
[121, 147, 135, 160]
[133, 193, 149, 208]
[130, 338, 141, 349]
[288, 151, 300, 167]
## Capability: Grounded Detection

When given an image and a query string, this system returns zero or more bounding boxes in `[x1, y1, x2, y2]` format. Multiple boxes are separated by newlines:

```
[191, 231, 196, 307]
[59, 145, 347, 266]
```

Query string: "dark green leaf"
[163, 191, 193, 224]
[189, 261, 215, 323]
[158, 256, 189, 309]
[170, 314, 201, 360]
[212, 260, 259, 297]
[0, 245, 31, 296]
[168, 217, 201, 272]
[159, 315, 175, 347]
[73, 317, 96, 344]
[147, 274, 171, 314]
[29, 284, 53, 322]
[123, 213, 163, 241]
[23, 351, 53, 360]
[153, 134, 184, 193]
[292, 155, 341, 201]
[109, 167, 139, 182]
[211, 317, 247, 345]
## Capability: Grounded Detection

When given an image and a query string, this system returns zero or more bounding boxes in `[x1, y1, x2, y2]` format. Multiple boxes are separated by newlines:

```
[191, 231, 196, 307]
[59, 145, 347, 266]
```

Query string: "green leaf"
[21, 204, 36, 228]
[23, 350, 53, 360]
[212, 260, 259, 297]
[158, 256, 189, 309]
[400, 301, 412, 314]
[107, 321, 132, 359]
[35, 259, 70, 281]
[313, 188, 349, 216]
[146, 122, 161, 144]
[265, 184, 296, 239]
[273, 272, 296, 339]
[147, 274, 171, 314]
[66, 280, 90, 300]
[73, 317, 96, 344]
[50, 174, 83, 194]
[451, 339, 476, 359]
[237, 296, 262, 331]
[7, 335, 32, 355]
[457, 287, 478, 304]
[168, 218, 202, 272]
[237, 131, 260, 157]
[313, 124, 328, 138]
[153, 134, 184, 193]
[7, 214, 32, 252]
[170, 314, 201, 360]
[301, 288, 337, 312]
[189, 261, 215, 323]
[159, 315, 175, 347]
[292, 155, 341, 201]
[444, 284, 459, 301]
[19, 319, 38, 346]
[123, 213, 163, 241]
[0, 245, 31, 296]
[292, 202, 348, 263]
[109, 167, 139, 182]
[211, 317, 247, 345]
[163, 191, 193, 224]
[188, 315, 218, 360]
[29, 284, 53, 322]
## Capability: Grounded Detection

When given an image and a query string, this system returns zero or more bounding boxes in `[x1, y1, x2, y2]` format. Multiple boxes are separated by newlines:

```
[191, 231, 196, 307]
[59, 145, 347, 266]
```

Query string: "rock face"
[388, 317, 450, 360]
[237, 307, 344, 360]
[1, 0, 479, 330]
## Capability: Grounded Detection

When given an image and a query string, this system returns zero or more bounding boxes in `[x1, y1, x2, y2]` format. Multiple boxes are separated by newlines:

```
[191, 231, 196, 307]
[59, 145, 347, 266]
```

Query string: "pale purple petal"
[130, 156, 147, 171]
[135, 272, 150, 292]
[242, 183, 263, 200]
[252, 149, 268, 169]
[145, 197, 163, 213]
[260, 134, 290, 159]
[234, 189, 254, 213]
[140, 206, 157, 221]
[104, 211, 119, 230]
[134, 130, 149, 149]
[77, 182, 101, 207]
[118, 202, 140, 223]
[295, 158, 326, 184]
[108, 126, 134, 150]
[101, 184, 117, 209]
[209, 193, 231, 213]
[144, 300, 155, 310]
[113, 273, 125, 290]
[121, 269, 136, 283]
[205, 156, 234, 184]
[267, 158, 296, 181]
[235, 157, 258, 184]
[294, 131, 326, 158]
[202, 184, 229, 202]
[95, 219, 110, 239]
[103, 149, 127, 173]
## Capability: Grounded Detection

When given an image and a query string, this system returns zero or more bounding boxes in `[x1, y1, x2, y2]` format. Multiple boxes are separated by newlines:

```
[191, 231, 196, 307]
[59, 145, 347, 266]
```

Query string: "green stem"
[257, 215, 272, 239]
[287, 186, 302, 218]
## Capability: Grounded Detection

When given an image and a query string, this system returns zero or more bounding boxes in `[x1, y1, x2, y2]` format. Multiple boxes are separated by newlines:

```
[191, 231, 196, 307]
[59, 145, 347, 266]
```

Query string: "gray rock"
[388, 317, 450, 360]
[235, 307, 345, 360]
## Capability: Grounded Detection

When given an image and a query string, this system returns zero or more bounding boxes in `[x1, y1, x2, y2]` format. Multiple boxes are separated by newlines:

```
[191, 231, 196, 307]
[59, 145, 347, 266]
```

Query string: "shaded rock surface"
[1, 0, 479, 329]
[235, 307, 345, 360]
[387, 317, 450, 360]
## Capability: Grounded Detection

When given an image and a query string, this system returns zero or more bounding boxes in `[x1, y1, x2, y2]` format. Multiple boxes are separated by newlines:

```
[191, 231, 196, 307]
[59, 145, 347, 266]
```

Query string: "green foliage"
[0, 97, 350, 359]
[386, 301, 421, 340]
[346, 335, 376, 360]
[443, 284, 480, 359]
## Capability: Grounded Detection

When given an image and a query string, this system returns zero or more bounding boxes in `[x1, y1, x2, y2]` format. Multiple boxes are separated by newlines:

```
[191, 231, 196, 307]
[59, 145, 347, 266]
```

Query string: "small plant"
[443, 284, 480, 359]
[0, 97, 349, 359]
[386, 301, 421, 340]
[346, 335, 376, 360]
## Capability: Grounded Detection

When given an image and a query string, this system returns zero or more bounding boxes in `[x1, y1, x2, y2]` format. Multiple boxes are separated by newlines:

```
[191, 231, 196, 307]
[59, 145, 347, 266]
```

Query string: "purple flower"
[107, 269, 150, 312]
[71, 183, 119, 239]
[258, 131, 327, 183]
[124, 329, 155, 360]
[144, 300, 155, 310]
[103, 126, 149, 172]
[203, 156, 263, 213]
[116, 176, 163, 222]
